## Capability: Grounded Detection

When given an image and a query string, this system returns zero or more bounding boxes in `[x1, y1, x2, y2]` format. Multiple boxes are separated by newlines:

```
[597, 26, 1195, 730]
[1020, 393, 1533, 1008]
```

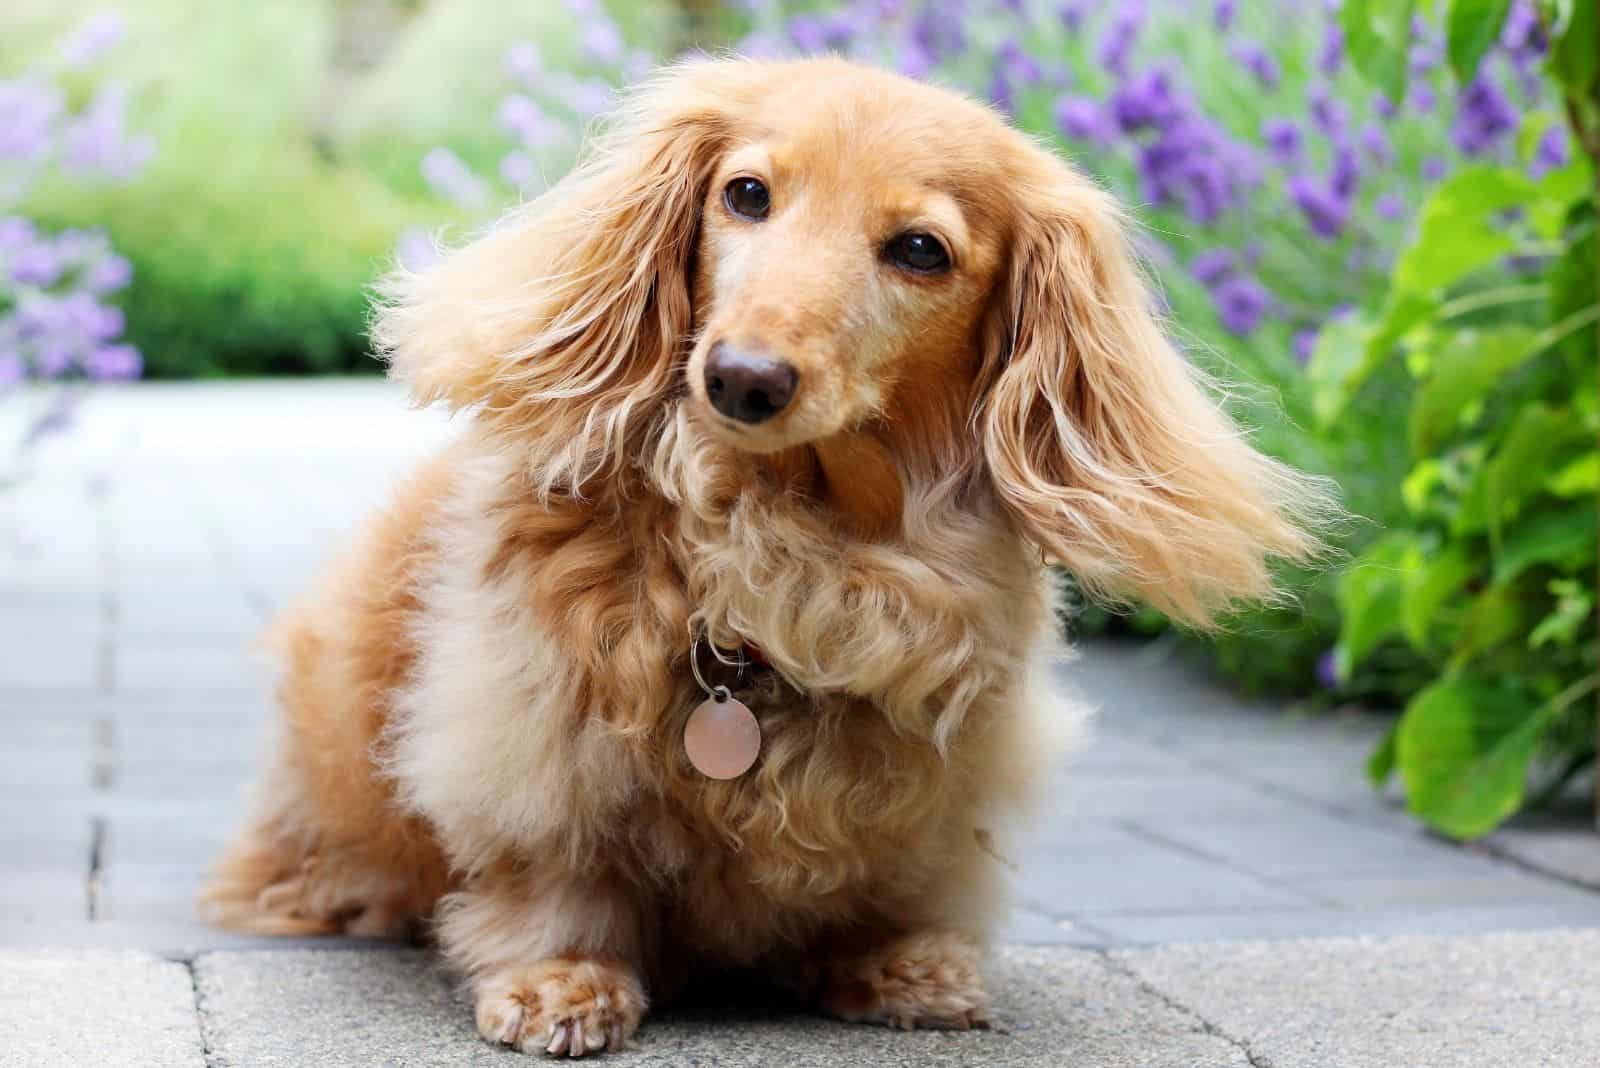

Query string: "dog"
[201, 57, 1326, 1056]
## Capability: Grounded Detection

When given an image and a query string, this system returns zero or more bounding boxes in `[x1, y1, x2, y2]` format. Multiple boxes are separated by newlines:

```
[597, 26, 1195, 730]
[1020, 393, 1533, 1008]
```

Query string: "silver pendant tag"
[684, 693, 761, 779]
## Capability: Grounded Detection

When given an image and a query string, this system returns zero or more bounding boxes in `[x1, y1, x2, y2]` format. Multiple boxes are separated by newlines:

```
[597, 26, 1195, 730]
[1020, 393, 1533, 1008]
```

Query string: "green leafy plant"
[1327, 0, 1597, 839]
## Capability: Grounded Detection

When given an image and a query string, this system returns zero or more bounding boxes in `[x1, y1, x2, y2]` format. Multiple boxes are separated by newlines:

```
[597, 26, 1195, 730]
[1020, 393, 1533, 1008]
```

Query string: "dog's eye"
[885, 232, 950, 274]
[724, 177, 771, 221]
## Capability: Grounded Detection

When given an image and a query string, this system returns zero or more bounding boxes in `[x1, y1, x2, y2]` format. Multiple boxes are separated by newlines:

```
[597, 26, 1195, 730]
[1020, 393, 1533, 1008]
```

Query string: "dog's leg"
[441, 868, 648, 1058]
[820, 929, 990, 1031]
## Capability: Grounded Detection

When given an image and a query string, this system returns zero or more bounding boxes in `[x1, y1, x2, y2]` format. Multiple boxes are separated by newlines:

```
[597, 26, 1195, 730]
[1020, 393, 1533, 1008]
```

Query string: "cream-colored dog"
[203, 58, 1326, 1056]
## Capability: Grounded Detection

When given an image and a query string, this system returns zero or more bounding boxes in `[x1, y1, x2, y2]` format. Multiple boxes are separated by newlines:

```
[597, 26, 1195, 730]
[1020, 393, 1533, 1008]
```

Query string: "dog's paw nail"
[496, 1006, 524, 1045]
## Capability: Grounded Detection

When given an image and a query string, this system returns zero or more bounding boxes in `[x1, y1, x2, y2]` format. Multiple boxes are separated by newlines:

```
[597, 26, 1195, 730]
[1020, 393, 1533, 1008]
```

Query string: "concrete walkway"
[4, 380, 1599, 1065]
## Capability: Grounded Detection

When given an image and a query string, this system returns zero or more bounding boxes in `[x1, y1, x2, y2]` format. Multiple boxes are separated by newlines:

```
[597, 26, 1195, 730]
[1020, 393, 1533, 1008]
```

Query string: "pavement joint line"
[1114, 819, 1333, 909]
[1113, 723, 1600, 899]
[1095, 948, 1272, 1068]
[184, 956, 219, 1068]
[1473, 835, 1600, 896]
[86, 814, 106, 921]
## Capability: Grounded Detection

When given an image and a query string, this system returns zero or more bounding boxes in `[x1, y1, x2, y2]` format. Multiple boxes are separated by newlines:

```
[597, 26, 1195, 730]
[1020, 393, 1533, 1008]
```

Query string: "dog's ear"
[374, 63, 743, 493]
[980, 164, 1332, 628]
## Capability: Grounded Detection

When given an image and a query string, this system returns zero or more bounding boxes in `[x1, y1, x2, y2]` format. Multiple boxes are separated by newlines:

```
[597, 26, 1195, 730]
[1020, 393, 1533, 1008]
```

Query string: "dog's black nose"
[704, 343, 798, 424]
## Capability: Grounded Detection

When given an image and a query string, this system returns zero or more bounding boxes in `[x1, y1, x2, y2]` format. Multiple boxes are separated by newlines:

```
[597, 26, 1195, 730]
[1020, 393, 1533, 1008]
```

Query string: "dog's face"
[686, 88, 1009, 453]
[379, 59, 1325, 626]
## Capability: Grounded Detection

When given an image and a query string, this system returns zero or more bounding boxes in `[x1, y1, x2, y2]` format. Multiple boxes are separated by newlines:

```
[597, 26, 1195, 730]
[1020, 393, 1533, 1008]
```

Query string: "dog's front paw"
[822, 929, 990, 1031]
[475, 958, 646, 1057]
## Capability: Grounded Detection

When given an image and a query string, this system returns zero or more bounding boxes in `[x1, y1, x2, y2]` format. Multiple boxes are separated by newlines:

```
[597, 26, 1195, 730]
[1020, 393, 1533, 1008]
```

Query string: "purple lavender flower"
[505, 42, 542, 84]
[1058, 1, 1088, 32]
[0, 82, 64, 163]
[1097, 2, 1146, 77]
[911, 4, 967, 62]
[787, 14, 829, 53]
[1213, 0, 1236, 32]
[989, 38, 1044, 112]
[1331, 140, 1361, 197]
[420, 147, 489, 208]
[60, 85, 153, 178]
[1421, 156, 1447, 181]
[1190, 248, 1235, 287]
[8, 242, 62, 287]
[1054, 96, 1114, 146]
[579, 19, 625, 66]
[1318, 22, 1345, 75]
[1452, 75, 1517, 156]
[59, 11, 128, 69]
[1374, 93, 1398, 121]
[1293, 329, 1319, 364]
[1359, 124, 1392, 167]
[1309, 85, 1347, 137]
[84, 342, 140, 381]
[1500, 0, 1547, 69]
[1409, 82, 1437, 114]
[1530, 124, 1570, 178]
[1315, 649, 1339, 688]
[1111, 68, 1181, 132]
[0, 351, 23, 389]
[1261, 118, 1302, 164]
[1213, 275, 1270, 336]
[1288, 174, 1350, 239]
[0, 217, 37, 253]
[1231, 41, 1281, 90]
[83, 251, 132, 294]
[1375, 193, 1405, 221]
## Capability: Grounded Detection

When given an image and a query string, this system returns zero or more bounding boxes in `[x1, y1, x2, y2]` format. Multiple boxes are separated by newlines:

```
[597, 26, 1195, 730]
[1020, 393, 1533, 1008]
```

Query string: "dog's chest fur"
[391, 439, 1051, 956]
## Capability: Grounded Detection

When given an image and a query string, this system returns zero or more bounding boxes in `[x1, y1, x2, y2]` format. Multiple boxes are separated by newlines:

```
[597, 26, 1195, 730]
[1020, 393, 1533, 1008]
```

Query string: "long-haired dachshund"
[203, 58, 1327, 1056]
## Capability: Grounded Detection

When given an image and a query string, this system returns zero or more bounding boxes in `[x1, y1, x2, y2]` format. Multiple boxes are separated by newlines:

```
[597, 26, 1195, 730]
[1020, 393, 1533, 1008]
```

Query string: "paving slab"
[0, 950, 204, 1068]
[1117, 928, 1600, 1067]
[194, 946, 1249, 1067]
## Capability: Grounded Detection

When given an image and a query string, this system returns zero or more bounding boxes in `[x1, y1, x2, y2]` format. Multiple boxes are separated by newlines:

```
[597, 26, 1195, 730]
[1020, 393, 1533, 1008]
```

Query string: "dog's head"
[378, 59, 1328, 625]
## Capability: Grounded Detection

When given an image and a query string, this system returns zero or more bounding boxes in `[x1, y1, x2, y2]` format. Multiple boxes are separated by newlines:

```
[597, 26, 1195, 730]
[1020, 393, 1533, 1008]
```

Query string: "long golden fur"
[202, 58, 1330, 1056]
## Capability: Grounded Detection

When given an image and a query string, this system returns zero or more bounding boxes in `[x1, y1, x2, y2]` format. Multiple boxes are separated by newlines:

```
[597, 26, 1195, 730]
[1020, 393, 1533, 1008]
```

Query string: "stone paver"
[194, 946, 1249, 1068]
[1116, 929, 1600, 1068]
[0, 950, 205, 1068]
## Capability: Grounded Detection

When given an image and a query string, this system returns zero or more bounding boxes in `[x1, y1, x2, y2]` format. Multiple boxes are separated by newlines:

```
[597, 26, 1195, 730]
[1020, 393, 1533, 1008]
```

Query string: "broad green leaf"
[1397, 674, 1549, 839]
[1492, 504, 1598, 584]
[1548, 453, 1599, 496]
[1454, 584, 1528, 659]
[1392, 167, 1535, 301]
[1402, 543, 1475, 647]
[1529, 579, 1596, 648]
[1307, 314, 1375, 426]
[1337, 534, 1417, 672]
[1368, 721, 1399, 787]
[1342, 0, 1418, 102]
[1408, 326, 1540, 454]
[1357, 168, 1539, 394]
[1448, 0, 1514, 82]
[1549, 0, 1597, 95]
[1456, 403, 1582, 534]
[1550, 213, 1597, 363]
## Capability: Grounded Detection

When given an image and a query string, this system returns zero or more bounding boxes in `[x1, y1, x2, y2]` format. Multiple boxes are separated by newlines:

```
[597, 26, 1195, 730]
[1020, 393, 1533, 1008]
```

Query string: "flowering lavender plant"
[401, 0, 656, 270]
[2, 11, 150, 477]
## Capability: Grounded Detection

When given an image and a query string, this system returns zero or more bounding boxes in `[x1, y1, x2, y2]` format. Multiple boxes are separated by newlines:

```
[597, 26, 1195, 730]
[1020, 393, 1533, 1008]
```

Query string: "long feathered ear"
[981, 164, 1333, 628]
[373, 63, 742, 495]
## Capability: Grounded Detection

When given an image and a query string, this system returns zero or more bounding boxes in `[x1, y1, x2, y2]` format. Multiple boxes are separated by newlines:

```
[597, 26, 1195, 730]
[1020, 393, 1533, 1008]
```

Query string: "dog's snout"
[704, 343, 798, 424]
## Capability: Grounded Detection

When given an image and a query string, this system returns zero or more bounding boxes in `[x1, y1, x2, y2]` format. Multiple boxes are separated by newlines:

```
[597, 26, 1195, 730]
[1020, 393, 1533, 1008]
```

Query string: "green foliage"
[1342, 0, 1418, 103]
[1340, 0, 1599, 838]
[3, 0, 673, 377]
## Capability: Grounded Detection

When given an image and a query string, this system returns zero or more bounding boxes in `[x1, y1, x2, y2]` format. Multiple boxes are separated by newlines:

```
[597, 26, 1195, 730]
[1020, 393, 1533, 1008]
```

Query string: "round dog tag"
[684, 694, 761, 779]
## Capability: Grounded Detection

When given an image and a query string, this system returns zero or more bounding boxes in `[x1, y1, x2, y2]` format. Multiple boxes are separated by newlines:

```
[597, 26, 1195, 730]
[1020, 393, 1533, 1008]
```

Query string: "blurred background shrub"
[3, 0, 1593, 835]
